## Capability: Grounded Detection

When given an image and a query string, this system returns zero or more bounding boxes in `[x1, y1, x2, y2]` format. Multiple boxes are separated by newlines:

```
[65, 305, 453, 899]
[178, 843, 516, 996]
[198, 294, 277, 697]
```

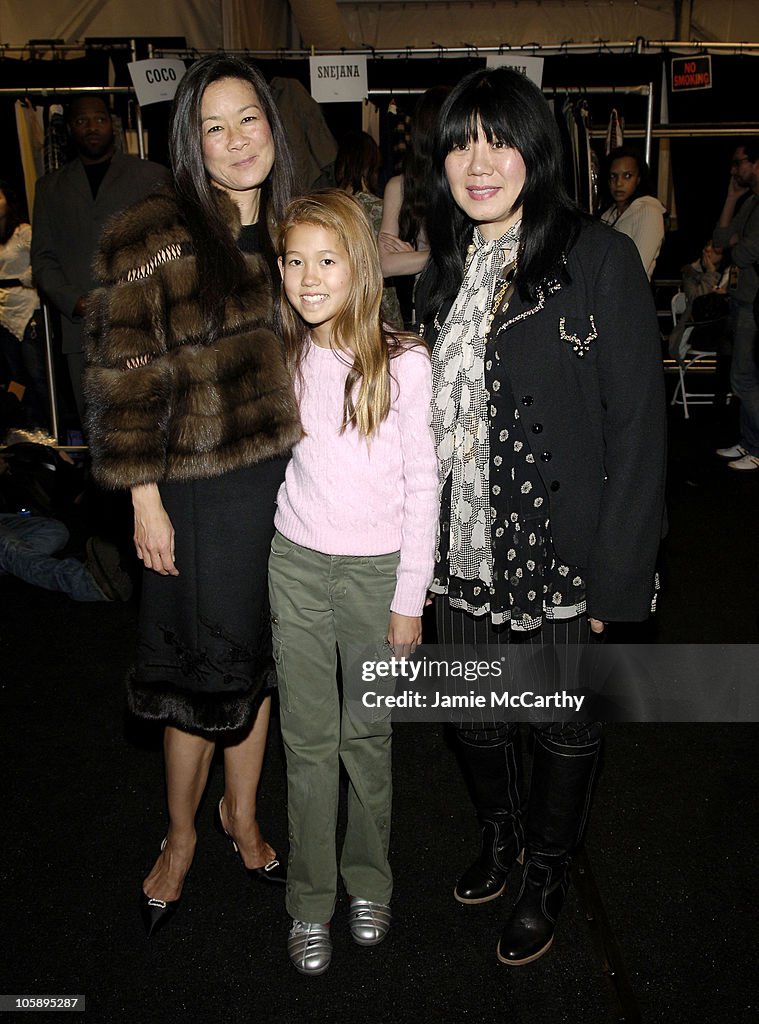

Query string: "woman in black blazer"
[418, 67, 666, 967]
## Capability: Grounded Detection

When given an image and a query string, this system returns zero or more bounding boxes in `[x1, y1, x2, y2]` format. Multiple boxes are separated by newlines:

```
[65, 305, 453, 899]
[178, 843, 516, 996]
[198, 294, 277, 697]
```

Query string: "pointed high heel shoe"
[214, 797, 287, 886]
[140, 838, 183, 938]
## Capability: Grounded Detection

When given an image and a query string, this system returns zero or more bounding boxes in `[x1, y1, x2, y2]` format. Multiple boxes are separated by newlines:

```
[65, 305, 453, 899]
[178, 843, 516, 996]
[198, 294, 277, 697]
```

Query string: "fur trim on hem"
[126, 666, 277, 735]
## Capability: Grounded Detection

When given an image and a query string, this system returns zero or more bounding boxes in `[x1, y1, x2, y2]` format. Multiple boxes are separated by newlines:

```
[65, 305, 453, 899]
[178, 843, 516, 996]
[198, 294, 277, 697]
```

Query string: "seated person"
[668, 241, 730, 362]
[0, 429, 131, 601]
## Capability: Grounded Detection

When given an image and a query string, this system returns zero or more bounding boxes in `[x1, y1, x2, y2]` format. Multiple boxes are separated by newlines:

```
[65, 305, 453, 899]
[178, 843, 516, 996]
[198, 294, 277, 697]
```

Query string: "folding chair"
[669, 291, 719, 420]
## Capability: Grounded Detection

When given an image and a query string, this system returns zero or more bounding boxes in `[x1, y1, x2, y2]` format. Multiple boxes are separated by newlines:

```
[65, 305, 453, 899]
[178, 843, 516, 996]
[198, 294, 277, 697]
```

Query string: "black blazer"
[32, 152, 169, 355]
[423, 220, 667, 622]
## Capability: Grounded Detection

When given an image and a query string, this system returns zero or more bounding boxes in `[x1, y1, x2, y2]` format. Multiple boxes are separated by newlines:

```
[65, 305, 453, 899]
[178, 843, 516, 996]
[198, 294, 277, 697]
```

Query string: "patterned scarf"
[430, 223, 520, 585]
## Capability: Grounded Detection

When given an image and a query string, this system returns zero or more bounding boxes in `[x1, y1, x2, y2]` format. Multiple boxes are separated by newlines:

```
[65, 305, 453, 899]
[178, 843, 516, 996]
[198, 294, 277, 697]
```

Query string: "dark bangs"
[438, 80, 521, 155]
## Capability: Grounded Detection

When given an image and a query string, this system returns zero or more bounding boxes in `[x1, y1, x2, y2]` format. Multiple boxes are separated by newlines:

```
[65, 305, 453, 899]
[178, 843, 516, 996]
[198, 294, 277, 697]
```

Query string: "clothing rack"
[0, 42, 134, 54]
[0, 86, 135, 94]
[369, 84, 654, 162]
[4, 38, 759, 61]
[550, 84, 654, 164]
[149, 40, 759, 58]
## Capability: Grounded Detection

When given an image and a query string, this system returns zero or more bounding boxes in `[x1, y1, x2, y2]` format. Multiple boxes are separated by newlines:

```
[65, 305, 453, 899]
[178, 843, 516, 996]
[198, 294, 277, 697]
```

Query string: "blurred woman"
[335, 131, 402, 328]
[379, 86, 449, 324]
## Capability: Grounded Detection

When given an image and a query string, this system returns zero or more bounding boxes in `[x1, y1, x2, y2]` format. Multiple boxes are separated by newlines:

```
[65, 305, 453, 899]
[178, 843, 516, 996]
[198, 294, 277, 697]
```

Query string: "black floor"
[1, 395, 757, 1023]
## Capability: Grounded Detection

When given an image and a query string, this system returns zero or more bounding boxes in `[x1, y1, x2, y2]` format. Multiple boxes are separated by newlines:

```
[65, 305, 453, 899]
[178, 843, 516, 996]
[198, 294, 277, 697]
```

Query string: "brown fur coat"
[84, 189, 300, 489]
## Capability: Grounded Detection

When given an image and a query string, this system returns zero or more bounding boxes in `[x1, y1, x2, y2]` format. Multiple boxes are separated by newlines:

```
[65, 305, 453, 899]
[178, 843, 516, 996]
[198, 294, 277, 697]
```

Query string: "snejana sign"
[309, 54, 368, 102]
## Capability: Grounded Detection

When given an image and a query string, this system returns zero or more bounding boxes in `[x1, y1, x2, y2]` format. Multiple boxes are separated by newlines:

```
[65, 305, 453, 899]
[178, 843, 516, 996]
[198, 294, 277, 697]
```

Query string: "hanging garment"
[15, 100, 45, 216]
[606, 107, 624, 154]
[270, 77, 338, 191]
[110, 112, 126, 154]
[362, 99, 380, 146]
[562, 97, 580, 206]
[43, 105, 68, 174]
[575, 100, 593, 215]
[589, 149, 601, 217]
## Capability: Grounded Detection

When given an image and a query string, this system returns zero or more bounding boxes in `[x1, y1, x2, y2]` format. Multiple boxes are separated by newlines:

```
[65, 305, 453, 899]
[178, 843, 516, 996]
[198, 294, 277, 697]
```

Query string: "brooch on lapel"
[559, 315, 598, 357]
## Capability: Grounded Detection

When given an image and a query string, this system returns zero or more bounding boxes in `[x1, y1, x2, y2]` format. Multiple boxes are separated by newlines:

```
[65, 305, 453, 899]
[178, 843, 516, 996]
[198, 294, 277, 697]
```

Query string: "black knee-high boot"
[496, 732, 600, 964]
[454, 729, 524, 904]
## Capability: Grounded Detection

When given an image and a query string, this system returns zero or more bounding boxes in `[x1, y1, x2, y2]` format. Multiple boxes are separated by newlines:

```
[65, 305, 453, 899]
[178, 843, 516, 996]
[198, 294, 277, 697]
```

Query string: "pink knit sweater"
[274, 339, 439, 616]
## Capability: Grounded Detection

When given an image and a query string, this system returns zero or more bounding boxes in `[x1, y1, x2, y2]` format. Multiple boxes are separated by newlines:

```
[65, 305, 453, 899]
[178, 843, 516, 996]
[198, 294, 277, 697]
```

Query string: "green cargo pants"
[268, 530, 399, 922]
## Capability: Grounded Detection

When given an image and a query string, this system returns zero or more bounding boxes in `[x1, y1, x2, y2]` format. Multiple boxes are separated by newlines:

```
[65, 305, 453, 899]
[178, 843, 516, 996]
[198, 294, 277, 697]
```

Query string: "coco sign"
[128, 59, 187, 106]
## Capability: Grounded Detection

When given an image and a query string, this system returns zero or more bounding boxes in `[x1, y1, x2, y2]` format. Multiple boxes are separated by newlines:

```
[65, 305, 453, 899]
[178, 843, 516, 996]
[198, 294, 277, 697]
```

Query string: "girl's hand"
[588, 617, 606, 634]
[131, 483, 179, 576]
[388, 612, 422, 658]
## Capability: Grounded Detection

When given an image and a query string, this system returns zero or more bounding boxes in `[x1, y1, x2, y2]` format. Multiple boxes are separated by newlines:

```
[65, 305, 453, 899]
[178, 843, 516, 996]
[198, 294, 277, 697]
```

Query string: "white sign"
[486, 54, 544, 88]
[310, 55, 368, 103]
[128, 59, 187, 107]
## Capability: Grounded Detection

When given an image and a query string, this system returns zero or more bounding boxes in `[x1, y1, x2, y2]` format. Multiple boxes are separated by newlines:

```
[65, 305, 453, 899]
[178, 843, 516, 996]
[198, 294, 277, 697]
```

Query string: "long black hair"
[335, 131, 381, 196]
[0, 179, 26, 245]
[169, 54, 294, 336]
[418, 68, 582, 318]
[398, 85, 449, 247]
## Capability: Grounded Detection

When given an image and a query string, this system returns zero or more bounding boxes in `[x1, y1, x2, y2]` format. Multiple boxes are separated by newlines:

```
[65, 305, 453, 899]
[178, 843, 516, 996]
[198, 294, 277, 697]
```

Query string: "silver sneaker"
[716, 443, 747, 459]
[287, 920, 332, 975]
[348, 898, 392, 946]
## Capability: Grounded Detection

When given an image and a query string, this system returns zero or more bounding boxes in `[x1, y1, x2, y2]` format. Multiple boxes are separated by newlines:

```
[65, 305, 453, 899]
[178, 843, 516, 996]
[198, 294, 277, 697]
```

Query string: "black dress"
[127, 225, 288, 734]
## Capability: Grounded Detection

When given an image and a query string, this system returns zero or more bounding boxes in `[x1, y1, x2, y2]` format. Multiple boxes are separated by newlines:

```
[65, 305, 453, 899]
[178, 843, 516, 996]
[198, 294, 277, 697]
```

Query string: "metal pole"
[40, 301, 59, 441]
[0, 86, 134, 96]
[132, 39, 146, 160]
[645, 82, 655, 165]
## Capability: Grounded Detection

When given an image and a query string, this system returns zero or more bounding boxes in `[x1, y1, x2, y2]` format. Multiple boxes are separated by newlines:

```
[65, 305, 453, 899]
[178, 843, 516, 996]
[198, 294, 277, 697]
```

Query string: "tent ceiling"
[0, 1, 756, 52]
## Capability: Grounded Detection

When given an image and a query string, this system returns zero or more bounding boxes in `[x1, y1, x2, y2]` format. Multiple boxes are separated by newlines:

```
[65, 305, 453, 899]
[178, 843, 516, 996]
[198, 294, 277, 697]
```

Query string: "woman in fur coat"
[85, 55, 301, 936]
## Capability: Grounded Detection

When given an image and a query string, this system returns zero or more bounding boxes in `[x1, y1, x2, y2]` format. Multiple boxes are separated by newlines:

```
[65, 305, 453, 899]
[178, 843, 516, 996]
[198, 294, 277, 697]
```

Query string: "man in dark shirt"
[31, 94, 169, 424]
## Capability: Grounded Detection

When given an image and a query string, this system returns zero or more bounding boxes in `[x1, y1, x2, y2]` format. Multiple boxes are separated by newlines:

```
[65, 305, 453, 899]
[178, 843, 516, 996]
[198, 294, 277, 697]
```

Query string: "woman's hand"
[387, 612, 422, 658]
[379, 231, 415, 255]
[588, 617, 606, 635]
[131, 483, 179, 576]
[378, 230, 430, 278]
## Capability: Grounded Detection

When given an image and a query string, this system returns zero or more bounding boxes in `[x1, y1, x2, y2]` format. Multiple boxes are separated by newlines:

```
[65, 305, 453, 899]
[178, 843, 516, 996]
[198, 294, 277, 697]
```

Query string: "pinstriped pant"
[435, 597, 603, 746]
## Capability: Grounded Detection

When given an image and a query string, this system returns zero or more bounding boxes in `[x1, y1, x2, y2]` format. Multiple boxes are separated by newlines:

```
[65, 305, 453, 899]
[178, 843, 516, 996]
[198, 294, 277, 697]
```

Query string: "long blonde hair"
[276, 188, 420, 438]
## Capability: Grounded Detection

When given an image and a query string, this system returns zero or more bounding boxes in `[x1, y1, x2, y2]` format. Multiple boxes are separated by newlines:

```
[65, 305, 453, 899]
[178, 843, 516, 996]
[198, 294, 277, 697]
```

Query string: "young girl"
[271, 189, 438, 975]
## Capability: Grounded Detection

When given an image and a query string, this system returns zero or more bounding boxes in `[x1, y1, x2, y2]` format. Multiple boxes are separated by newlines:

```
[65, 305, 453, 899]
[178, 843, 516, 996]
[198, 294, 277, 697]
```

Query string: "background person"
[379, 86, 449, 325]
[84, 55, 301, 937]
[32, 93, 168, 425]
[600, 145, 666, 280]
[0, 180, 47, 427]
[418, 68, 666, 968]
[334, 130, 403, 328]
[0, 429, 131, 602]
[713, 141, 759, 471]
[668, 240, 729, 363]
